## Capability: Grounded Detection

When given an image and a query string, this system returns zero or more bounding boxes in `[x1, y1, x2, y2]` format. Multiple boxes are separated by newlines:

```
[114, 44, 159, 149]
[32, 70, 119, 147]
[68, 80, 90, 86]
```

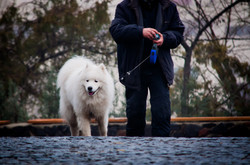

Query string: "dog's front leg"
[97, 115, 108, 136]
[77, 116, 91, 136]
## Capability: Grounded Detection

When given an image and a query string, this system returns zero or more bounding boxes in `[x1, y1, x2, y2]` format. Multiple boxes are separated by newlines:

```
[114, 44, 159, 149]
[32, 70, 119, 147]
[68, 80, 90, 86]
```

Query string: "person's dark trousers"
[125, 66, 171, 137]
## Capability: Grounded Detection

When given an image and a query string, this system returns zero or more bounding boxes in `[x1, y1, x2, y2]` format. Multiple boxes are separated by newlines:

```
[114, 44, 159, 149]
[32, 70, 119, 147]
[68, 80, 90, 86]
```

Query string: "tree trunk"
[180, 41, 192, 116]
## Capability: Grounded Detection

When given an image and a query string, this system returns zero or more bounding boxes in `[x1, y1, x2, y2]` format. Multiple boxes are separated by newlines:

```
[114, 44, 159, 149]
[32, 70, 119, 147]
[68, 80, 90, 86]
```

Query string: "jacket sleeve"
[161, 4, 185, 49]
[109, 3, 143, 45]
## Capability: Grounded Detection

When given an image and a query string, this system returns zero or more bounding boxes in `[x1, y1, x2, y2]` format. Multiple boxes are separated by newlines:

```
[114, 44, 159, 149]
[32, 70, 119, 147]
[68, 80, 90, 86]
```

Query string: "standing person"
[109, 0, 185, 137]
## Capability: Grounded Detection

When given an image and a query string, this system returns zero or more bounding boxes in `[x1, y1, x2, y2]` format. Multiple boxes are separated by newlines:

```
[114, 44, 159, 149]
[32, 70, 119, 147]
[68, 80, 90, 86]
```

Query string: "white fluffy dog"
[57, 56, 114, 136]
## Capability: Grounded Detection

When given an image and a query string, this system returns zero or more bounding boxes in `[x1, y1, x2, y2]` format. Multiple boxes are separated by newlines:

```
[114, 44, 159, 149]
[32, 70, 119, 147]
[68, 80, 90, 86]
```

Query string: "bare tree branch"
[191, 0, 246, 49]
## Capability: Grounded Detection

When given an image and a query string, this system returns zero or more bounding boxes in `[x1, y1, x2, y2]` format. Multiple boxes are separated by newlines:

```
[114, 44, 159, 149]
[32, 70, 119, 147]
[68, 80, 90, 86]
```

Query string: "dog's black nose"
[88, 87, 92, 91]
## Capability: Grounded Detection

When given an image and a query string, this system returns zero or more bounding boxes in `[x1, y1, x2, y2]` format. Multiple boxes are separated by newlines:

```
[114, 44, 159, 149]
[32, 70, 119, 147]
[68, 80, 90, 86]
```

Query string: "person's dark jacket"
[109, 0, 185, 90]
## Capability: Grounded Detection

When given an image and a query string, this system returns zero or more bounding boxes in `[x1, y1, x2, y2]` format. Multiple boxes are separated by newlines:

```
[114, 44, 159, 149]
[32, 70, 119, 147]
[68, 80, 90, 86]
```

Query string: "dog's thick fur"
[57, 56, 114, 136]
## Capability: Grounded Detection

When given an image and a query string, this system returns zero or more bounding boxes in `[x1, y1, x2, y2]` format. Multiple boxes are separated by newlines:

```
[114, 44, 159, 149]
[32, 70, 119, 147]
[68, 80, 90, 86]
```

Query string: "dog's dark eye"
[86, 80, 89, 82]
[95, 80, 98, 83]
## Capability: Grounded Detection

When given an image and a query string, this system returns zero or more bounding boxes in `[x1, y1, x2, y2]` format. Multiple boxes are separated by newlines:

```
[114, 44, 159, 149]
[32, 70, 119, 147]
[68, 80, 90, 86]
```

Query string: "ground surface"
[0, 137, 249, 164]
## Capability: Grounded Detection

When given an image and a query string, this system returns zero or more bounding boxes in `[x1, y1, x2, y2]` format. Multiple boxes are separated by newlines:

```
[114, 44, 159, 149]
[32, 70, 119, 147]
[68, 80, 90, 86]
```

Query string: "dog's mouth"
[88, 91, 96, 96]
[87, 87, 100, 96]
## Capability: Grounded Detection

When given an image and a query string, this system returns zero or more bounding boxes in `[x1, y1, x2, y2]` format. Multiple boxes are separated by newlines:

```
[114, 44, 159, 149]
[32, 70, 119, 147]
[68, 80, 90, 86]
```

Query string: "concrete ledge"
[27, 119, 64, 124]
[27, 117, 128, 124]
[171, 116, 250, 122]
[1, 121, 249, 137]
[26, 116, 250, 124]
[1, 117, 249, 137]
[0, 120, 11, 125]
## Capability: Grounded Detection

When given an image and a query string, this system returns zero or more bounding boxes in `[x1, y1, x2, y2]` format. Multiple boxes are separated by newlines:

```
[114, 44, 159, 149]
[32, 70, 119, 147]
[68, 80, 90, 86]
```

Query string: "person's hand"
[143, 28, 164, 46]
[153, 32, 163, 46]
[143, 28, 158, 40]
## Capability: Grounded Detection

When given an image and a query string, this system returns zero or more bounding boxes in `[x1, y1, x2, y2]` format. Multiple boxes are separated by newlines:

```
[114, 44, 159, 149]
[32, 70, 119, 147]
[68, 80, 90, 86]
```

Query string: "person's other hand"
[142, 28, 158, 40]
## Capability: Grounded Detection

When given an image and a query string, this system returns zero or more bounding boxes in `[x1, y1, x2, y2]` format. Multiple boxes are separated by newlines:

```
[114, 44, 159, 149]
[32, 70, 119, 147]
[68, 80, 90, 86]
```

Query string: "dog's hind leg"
[68, 113, 79, 136]
[66, 110, 79, 136]
[60, 98, 79, 136]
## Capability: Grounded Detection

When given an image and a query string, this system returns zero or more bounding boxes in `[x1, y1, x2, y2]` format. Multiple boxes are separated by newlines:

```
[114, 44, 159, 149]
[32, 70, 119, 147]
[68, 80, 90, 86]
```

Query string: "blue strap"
[150, 49, 157, 64]
[150, 43, 158, 64]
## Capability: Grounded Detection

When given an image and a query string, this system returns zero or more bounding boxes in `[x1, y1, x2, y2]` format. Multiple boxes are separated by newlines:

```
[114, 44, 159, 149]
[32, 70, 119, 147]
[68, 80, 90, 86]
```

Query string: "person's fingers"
[143, 28, 159, 40]
[153, 32, 164, 46]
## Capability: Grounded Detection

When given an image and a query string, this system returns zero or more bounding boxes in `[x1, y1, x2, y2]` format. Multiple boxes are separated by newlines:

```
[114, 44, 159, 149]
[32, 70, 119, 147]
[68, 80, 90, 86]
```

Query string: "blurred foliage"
[171, 66, 235, 117]
[109, 91, 126, 118]
[170, 41, 250, 117]
[0, 0, 114, 121]
[194, 41, 250, 116]
[177, 0, 250, 116]
[0, 80, 29, 122]
[39, 67, 59, 118]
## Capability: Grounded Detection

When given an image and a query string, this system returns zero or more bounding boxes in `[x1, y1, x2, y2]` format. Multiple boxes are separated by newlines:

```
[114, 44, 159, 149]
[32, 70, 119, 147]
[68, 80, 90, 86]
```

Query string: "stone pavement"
[0, 137, 249, 165]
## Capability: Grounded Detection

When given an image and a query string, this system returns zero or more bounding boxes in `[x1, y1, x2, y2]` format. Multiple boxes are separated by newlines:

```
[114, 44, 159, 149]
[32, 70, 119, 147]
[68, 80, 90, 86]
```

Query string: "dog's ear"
[99, 63, 106, 72]
[85, 64, 88, 69]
